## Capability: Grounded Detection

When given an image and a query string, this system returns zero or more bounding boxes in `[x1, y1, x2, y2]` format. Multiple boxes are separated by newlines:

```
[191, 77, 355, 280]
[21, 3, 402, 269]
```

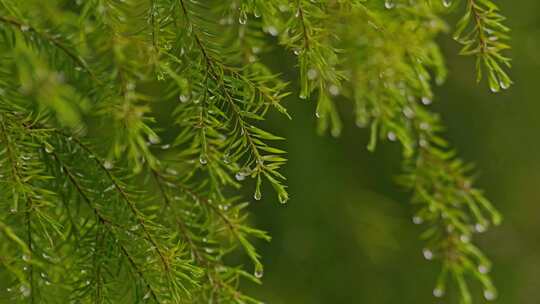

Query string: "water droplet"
[412, 216, 423, 225]
[422, 248, 433, 260]
[299, 93, 307, 100]
[387, 132, 397, 141]
[199, 155, 208, 165]
[484, 289, 497, 301]
[20, 25, 30, 32]
[239, 13, 247, 25]
[315, 111, 321, 118]
[179, 94, 190, 103]
[161, 144, 171, 150]
[419, 122, 430, 130]
[433, 288, 444, 298]
[475, 223, 486, 233]
[384, 0, 395, 9]
[19, 285, 30, 297]
[460, 234, 470, 243]
[490, 83, 500, 93]
[293, 48, 302, 56]
[442, 0, 452, 8]
[402, 107, 415, 119]
[478, 264, 490, 274]
[278, 194, 289, 204]
[103, 160, 113, 170]
[22, 254, 30, 262]
[267, 26, 278, 36]
[254, 267, 264, 278]
[500, 81, 510, 90]
[328, 85, 340, 96]
[148, 135, 160, 144]
[235, 172, 246, 181]
[254, 190, 262, 201]
[143, 291, 151, 300]
[44, 145, 54, 153]
[421, 97, 432, 105]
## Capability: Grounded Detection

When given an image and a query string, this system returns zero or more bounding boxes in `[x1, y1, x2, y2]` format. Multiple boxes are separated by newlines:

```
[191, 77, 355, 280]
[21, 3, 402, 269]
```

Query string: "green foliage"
[0, 0, 510, 303]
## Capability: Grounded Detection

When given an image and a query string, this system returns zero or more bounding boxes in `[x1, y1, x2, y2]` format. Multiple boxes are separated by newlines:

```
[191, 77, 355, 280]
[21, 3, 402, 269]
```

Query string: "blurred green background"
[239, 1, 540, 303]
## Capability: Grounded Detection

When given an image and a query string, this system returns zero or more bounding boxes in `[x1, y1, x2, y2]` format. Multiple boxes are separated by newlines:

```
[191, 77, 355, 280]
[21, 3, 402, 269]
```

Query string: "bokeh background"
[238, 1, 540, 303]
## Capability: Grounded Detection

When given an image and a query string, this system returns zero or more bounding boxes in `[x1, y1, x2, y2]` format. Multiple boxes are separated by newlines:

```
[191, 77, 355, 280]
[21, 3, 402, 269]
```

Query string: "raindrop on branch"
[385, 0, 395, 9]
[422, 248, 433, 260]
[433, 288, 444, 298]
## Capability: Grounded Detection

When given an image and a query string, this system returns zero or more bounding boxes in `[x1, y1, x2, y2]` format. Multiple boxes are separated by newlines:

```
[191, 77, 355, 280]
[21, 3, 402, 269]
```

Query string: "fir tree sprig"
[0, 0, 511, 303]
[453, 0, 512, 92]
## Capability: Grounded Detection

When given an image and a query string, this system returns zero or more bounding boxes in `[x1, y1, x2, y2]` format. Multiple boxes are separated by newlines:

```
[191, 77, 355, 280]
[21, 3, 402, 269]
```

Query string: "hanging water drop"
[328, 85, 340, 96]
[402, 107, 415, 119]
[433, 288, 444, 298]
[387, 132, 397, 142]
[148, 135, 160, 144]
[103, 160, 113, 169]
[279, 193, 289, 204]
[475, 223, 486, 233]
[384, 0, 395, 9]
[267, 26, 279, 36]
[44, 145, 54, 154]
[460, 234, 470, 243]
[484, 289, 497, 301]
[19, 285, 30, 298]
[254, 190, 262, 201]
[143, 291, 151, 300]
[307, 68, 318, 80]
[254, 266, 264, 278]
[442, 0, 452, 8]
[179, 94, 190, 103]
[254, 9, 261, 18]
[421, 96, 432, 105]
[478, 264, 490, 274]
[489, 82, 500, 93]
[239, 12, 247, 25]
[412, 216, 423, 225]
[422, 248, 433, 260]
[199, 154, 208, 165]
[235, 172, 245, 181]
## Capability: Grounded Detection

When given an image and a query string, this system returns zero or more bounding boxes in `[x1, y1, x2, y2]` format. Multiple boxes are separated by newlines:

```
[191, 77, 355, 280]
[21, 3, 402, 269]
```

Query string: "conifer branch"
[0, 1, 512, 302]
[0, 15, 97, 82]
